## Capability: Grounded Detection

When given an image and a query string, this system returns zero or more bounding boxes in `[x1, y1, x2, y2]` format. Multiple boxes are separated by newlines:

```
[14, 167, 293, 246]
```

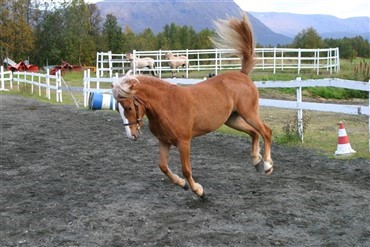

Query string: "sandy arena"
[1, 94, 369, 246]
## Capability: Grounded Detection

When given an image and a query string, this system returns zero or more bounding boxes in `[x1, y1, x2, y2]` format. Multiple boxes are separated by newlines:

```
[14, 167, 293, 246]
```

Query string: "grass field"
[219, 107, 369, 159]
[2, 58, 369, 159]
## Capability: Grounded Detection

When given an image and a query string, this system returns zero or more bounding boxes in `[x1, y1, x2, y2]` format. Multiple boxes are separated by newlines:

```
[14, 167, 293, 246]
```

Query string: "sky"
[233, 0, 370, 19]
[85, 0, 370, 19]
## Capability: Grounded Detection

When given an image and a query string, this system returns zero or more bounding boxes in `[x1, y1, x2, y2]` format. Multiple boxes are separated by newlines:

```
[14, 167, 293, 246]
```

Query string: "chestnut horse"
[126, 52, 157, 76]
[113, 15, 273, 198]
[165, 52, 188, 78]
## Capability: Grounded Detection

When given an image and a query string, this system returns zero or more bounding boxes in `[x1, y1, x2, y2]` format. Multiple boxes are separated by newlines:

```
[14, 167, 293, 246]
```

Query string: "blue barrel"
[89, 93, 115, 110]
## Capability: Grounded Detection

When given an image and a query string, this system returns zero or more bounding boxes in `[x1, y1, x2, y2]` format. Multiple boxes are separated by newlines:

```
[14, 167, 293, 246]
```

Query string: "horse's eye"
[128, 106, 133, 111]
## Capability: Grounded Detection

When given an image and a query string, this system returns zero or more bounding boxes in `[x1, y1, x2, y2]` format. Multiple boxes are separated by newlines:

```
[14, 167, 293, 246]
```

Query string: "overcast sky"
[233, 0, 370, 18]
[85, 0, 370, 19]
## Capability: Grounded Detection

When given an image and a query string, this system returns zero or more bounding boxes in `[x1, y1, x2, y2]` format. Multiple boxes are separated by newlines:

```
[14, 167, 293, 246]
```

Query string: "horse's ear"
[127, 78, 138, 87]
[125, 77, 139, 91]
[125, 69, 133, 77]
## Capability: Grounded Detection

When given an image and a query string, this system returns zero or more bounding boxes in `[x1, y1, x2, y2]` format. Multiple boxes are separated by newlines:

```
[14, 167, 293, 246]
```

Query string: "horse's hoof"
[193, 184, 204, 198]
[183, 183, 189, 191]
[263, 161, 273, 175]
[265, 167, 273, 175]
[200, 192, 206, 200]
[254, 161, 264, 172]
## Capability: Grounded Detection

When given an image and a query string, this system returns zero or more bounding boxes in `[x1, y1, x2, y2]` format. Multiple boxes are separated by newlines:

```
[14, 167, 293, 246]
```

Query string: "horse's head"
[165, 52, 172, 59]
[112, 73, 145, 140]
[126, 52, 134, 61]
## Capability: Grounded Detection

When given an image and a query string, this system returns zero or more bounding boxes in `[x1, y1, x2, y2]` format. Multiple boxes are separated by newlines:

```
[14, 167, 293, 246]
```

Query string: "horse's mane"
[137, 76, 173, 87]
[112, 75, 174, 99]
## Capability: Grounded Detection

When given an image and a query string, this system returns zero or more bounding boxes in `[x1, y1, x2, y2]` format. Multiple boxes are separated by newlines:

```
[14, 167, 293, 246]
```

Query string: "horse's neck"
[135, 78, 173, 119]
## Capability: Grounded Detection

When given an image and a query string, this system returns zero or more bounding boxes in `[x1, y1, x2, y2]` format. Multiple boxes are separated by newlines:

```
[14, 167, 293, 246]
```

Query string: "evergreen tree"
[63, 0, 96, 65]
[102, 14, 123, 52]
[135, 28, 157, 51]
[122, 26, 136, 52]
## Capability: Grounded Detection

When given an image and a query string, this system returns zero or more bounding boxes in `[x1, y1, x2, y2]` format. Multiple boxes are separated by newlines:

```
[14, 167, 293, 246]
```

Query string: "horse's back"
[192, 71, 257, 97]
[173, 71, 257, 134]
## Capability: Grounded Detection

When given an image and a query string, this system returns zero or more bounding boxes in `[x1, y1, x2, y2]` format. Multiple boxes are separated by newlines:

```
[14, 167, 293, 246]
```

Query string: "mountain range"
[95, 0, 370, 46]
[251, 12, 370, 39]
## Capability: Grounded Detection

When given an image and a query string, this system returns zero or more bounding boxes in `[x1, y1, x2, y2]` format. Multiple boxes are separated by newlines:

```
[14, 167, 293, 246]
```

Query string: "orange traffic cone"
[335, 121, 356, 156]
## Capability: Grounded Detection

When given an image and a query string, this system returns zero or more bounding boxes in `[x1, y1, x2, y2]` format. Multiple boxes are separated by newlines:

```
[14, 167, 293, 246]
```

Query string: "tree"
[291, 27, 323, 49]
[33, 9, 65, 65]
[135, 28, 157, 51]
[0, 0, 35, 62]
[323, 36, 369, 59]
[350, 36, 370, 58]
[194, 29, 214, 49]
[122, 26, 136, 52]
[63, 0, 97, 65]
[102, 14, 123, 52]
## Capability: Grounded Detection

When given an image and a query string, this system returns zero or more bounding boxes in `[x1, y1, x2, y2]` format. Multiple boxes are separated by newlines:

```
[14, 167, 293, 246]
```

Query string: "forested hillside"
[0, 0, 368, 67]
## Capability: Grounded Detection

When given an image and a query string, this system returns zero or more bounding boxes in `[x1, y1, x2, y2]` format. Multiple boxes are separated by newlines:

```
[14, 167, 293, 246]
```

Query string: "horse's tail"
[211, 14, 255, 75]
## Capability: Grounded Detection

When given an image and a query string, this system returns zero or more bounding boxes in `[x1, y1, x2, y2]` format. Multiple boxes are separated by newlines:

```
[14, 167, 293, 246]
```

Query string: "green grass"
[2, 58, 369, 159]
[218, 108, 369, 159]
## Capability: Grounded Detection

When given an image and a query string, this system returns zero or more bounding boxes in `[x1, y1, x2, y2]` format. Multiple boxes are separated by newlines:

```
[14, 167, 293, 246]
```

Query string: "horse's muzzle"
[130, 130, 141, 141]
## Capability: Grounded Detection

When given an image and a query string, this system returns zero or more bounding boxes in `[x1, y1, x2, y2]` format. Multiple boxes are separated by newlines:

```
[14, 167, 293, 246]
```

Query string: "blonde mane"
[112, 75, 139, 99]
[112, 75, 175, 100]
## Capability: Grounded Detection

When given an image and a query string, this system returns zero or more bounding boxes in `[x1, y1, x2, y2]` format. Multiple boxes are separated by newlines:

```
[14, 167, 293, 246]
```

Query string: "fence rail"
[83, 73, 369, 152]
[96, 47, 340, 78]
[0, 66, 62, 102]
[1, 66, 367, 152]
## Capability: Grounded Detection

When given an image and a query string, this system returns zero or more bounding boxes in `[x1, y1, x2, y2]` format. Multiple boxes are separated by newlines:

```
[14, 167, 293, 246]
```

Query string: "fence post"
[336, 47, 340, 72]
[298, 49, 301, 74]
[296, 77, 303, 142]
[273, 47, 276, 74]
[132, 50, 136, 76]
[46, 69, 50, 99]
[55, 71, 59, 102]
[0, 66, 6, 91]
[108, 51, 112, 78]
[158, 50, 162, 79]
[57, 70, 63, 102]
[96, 52, 99, 78]
[83, 70, 87, 107]
[38, 76, 41, 96]
[31, 73, 34, 94]
[186, 49, 189, 78]
[316, 49, 320, 75]
[10, 69, 13, 89]
[281, 49, 284, 71]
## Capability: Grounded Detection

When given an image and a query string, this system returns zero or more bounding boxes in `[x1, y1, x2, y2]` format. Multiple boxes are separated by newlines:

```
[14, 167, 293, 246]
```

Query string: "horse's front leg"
[159, 141, 188, 190]
[178, 141, 204, 198]
[171, 67, 176, 78]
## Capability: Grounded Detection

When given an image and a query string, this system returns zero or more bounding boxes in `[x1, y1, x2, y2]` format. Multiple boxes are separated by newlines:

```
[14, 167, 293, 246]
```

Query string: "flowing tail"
[211, 14, 256, 75]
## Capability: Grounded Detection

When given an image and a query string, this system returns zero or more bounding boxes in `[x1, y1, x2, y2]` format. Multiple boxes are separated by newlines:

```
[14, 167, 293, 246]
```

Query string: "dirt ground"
[1, 94, 369, 247]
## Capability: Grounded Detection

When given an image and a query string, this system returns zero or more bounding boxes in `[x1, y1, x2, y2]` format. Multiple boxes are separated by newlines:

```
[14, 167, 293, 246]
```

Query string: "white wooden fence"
[96, 47, 340, 78]
[83, 72, 369, 152]
[1, 66, 367, 152]
[0, 66, 63, 102]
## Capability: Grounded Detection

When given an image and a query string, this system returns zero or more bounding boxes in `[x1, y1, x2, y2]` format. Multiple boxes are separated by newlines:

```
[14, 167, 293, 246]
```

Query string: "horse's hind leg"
[225, 112, 262, 167]
[245, 117, 273, 174]
[236, 109, 273, 175]
[158, 141, 188, 190]
[150, 64, 157, 76]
